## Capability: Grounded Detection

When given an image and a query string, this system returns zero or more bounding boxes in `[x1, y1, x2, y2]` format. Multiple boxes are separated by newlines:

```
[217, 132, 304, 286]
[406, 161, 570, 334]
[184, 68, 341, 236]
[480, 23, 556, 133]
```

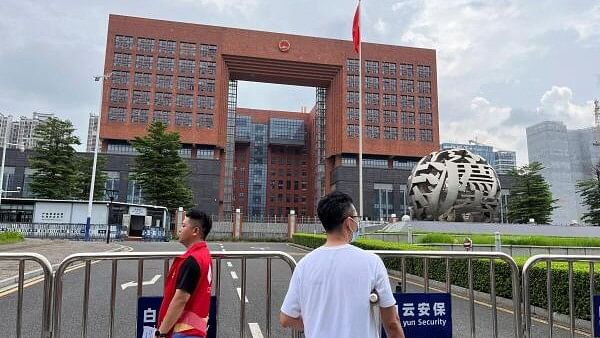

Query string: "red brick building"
[100, 14, 439, 219]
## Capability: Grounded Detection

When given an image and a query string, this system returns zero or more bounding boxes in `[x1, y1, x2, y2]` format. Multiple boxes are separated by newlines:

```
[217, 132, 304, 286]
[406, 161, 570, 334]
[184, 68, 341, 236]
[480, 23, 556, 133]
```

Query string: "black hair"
[186, 208, 212, 238]
[317, 191, 355, 233]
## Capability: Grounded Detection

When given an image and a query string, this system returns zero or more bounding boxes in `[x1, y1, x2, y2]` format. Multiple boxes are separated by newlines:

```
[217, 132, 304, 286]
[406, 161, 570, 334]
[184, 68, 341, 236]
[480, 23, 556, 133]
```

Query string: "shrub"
[0, 231, 24, 244]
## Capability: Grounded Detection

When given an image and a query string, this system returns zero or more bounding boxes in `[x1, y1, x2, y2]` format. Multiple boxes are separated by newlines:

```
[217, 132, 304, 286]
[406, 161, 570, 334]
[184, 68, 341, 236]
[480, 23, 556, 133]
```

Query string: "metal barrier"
[0, 253, 53, 338]
[522, 254, 600, 338]
[51, 251, 298, 338]
[370, 250, 523, 338]
[0, 223, 125, 241]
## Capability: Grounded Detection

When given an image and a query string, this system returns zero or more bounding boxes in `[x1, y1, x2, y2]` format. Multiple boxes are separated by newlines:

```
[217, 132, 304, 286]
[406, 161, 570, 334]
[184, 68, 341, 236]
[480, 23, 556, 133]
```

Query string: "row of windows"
[114, 35, 217, 59]
[340, 157, 418, 170]
[113, 54, 217, 76]
[107, 108, 214, 128]
[346, 92, 432, 110]
[269, 180, 309, 191]
[347, 76, 432, 94]
[346, 108, 432, 126]
[346, 125, 433, 141]
[110, 89, 215, 109]
[346, 59, 431, 78]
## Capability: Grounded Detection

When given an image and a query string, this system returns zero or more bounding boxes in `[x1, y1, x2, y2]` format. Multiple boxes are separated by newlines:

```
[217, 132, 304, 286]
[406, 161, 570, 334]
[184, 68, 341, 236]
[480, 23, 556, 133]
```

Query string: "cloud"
[374, 18, 387, 34]
[536, 86, 595, 129]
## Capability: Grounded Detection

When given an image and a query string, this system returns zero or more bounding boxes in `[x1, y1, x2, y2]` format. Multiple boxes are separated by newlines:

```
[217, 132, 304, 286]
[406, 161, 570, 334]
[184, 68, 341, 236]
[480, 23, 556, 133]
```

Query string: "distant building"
[0, 112, 54, 150]
[86, 114, 99, 152]
[440, 142, 517, 174]
[494, 150, 517, 174]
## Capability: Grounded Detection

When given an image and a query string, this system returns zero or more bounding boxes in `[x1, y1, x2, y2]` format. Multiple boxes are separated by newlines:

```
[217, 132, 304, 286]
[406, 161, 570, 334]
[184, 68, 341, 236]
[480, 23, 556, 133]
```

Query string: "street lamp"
[0, 115, 25, 205]
[85, 72, 112, 241]
[104, 188, 118, 244]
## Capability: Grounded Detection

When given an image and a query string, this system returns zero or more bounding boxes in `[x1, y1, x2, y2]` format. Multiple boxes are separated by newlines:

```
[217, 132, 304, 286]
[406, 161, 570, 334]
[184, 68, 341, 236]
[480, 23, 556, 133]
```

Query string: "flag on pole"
[352, 2, 360, 53]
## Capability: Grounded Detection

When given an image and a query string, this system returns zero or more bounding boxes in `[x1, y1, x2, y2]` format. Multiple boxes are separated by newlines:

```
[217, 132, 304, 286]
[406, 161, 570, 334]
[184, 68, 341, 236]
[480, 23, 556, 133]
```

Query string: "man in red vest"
[155, 209, 213, 338]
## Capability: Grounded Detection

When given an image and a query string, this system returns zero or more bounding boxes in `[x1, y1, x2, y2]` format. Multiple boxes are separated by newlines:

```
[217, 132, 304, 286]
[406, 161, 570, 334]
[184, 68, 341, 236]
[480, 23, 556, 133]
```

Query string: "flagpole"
[357, 0, 364, 220]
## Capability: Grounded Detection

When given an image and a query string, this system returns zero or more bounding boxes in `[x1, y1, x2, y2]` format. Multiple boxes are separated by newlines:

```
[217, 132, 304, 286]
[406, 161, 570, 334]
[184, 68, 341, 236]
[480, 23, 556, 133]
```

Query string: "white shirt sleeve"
[281, 266, 302, 318]
[374, 257, 396, 308]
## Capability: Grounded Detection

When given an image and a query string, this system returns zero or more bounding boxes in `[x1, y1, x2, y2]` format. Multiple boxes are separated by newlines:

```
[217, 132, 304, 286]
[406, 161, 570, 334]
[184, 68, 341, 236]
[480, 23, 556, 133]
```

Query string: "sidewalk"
[0, 239, 129, 288]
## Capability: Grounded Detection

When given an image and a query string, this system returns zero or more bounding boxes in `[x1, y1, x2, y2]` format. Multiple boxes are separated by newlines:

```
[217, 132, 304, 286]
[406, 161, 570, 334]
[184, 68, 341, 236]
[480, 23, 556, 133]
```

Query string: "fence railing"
[0, 223, 126, 241]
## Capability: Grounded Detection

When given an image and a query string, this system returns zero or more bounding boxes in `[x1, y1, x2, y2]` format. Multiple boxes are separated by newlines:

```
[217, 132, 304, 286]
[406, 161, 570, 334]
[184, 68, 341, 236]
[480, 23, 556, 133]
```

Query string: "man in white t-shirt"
[280, 191, 404, 338]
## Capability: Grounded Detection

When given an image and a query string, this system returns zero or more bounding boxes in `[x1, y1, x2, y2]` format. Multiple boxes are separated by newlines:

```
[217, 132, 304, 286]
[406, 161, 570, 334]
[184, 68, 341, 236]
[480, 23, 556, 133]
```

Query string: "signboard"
[383, 293, 452, 338]
[594, 295, 600, 337]
[137, 296, 218, 338]
[130, 206, 147, 216]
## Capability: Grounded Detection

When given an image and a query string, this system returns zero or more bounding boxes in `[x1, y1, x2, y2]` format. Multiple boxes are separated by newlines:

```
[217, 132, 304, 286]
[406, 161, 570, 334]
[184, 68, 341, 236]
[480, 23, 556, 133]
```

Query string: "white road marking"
[121, 274, 161, 290]
[230, 271, 238, 280]
[227, 262, 233, 268]
[248, 323, 264, 338]
[236, 287, 249, 303]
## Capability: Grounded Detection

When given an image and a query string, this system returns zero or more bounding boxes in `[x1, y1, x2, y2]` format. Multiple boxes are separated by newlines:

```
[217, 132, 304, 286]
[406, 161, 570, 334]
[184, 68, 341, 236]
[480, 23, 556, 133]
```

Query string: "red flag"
[352, 2, 360, 53]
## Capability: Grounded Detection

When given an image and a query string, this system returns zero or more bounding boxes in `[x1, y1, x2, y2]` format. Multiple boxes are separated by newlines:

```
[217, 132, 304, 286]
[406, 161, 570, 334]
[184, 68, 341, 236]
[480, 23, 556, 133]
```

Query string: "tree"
[29, 118, 81, 199]
[130, 122, 193, 211]
[73, 155, 108, 200]
[576, 164, 600, 226]
[507, 162, 557, 224]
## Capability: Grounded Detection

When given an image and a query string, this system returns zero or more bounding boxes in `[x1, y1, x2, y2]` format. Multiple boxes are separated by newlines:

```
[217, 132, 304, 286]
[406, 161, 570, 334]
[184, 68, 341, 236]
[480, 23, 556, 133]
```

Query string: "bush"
[0, 231, 24, 244]
[417, 232, 600, 248]
[292, 233, 599, 320]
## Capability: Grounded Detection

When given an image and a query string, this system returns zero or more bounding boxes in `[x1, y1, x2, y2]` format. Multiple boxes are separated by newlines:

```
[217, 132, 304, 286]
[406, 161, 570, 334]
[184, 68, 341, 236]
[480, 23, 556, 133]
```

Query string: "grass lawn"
[0, 231, 24, 245]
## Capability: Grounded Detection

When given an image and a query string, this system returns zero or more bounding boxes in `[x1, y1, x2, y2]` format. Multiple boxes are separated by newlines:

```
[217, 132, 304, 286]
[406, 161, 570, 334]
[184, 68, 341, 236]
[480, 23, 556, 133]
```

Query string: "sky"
[0, 0, 598, 164]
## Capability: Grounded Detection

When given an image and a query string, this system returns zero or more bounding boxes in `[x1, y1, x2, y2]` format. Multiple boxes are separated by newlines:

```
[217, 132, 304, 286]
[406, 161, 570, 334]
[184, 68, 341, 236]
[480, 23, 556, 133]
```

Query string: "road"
[0, 241, 591, 337]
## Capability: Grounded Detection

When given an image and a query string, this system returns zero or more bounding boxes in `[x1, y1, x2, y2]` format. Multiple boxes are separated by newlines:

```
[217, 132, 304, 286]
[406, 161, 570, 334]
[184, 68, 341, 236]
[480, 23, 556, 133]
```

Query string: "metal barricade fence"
[51, 251, 298, 338]
[370, 250, 523, 338]
[0, 253, 53, 338]
[522, 254, 600, 338]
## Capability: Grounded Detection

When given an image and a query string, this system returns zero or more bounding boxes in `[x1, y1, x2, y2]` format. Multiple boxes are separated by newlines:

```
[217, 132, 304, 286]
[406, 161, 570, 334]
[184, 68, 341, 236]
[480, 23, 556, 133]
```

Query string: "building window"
[347, 91, 359, 105]
[420, 129, 433, 142]
[384, 126, 398, 140]
[175, 112, 193, 127]
[401, 112, 415, 125]
[179, 42, 196, 58]
[157, 58, 175, 72]
[419, 113, 432, 126]
[114, 35, 133, 50]
[418, 81, 431, 94]
[199, 61, 216, 76]
[127, 176, 144, 204]
[178, 147, 192, 158]
[363, 158, 387, 168]
[177, 77, 195, 91]
[341, 156, 357, 166]
[197, 114, 213, 128]
[135, 55, 153, 70]
[110, 71, 128, 86]
[384, 110, 397, 123]
[131, 109, 149, 123]
[382, 62, 396, 76]
[104, 171, 120, 200]
[400, 96, 415, 110]
[197, 96, 215, 110]
[366, 93, 379, 106]
[393, 160, 417, 170]
[383, 78, 396, 92]
[402, 127, 416, 141]
[197, 147, 213, 159]
[400, 63, 413, 77]
[156, 75, 173, 89]
[366, 126, 380, 139]
[108, 107, 126, 122]
[400, 79, 414, 93]
[154, 92, 172, 107]
[113, 53, 131, 68]
[110, 89, 128, 103]
[365, 60, 379, 74]
[366, 109, 379, 124]
[200, 44, 217, 59]
[134, 73, 152, 87]
[346, 124, 359, 138]
[132, 91, 150, 105]
[137, 37, 155, 53]
[347, 59, 359, 73]
[153, 111, 170, 124]
[417, 65, 431, 78]
[158, 40, 176, 55]
[366, 76, 379, 90]
[419, 97, 432, 111]
[176, 94, 193, 108]
[178, 59, 195, 75]
[374, 183, 394, 221]
[107, 143, 138, 154]
[347, 74, 359, 89]
[199, 78, 215, 93]
[383, 94, 397, 107]
[346, 107, 359, 122]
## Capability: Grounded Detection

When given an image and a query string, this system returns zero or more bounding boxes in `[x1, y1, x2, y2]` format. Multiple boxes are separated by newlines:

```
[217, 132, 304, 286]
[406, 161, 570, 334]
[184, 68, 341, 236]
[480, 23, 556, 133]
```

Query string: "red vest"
[158, 241, 212, 337]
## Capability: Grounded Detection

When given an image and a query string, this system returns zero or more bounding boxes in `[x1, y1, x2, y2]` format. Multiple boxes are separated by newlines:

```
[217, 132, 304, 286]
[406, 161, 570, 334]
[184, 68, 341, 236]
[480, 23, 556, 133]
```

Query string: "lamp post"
[86, 72, 112, 241]
[104, 188, 118, 244]
[0, 115, 25, 205]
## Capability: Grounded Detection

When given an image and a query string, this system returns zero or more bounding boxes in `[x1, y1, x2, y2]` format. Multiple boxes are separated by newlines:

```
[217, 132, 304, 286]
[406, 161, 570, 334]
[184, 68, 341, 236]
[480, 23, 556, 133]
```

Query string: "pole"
[0, 115, 10, 206]
[106, 196, 113, 244]
[357, 0, 364, 219]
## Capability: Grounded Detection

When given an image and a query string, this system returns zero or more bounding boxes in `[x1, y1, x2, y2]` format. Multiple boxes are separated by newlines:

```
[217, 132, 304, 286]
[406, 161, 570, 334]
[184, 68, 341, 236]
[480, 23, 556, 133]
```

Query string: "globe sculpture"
[407, 148, 501, 222]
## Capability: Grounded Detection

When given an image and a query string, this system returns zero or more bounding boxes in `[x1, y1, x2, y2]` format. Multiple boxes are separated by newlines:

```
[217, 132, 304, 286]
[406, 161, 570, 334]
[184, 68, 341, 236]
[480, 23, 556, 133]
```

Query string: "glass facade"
[373, 183, 394, 221]
[269, 118, 305, 145]
[104, 171, 120, 200]
[247, 123, 268, 217]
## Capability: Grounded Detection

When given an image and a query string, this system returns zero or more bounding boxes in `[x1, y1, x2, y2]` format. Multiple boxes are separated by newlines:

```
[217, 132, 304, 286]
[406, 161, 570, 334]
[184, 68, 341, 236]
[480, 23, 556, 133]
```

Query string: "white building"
[0, 112, 55, 150]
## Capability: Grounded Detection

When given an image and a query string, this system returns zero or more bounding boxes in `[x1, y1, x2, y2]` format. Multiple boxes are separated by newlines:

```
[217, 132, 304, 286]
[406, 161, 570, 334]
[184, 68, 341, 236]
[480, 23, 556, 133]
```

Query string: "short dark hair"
[186, 208, 212, 238]
[317, 191, 355, 233]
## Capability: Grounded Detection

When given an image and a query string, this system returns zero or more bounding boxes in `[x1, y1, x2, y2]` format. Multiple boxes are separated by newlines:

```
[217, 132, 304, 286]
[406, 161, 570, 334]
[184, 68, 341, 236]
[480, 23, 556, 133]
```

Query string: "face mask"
[350, 218, 360, 243]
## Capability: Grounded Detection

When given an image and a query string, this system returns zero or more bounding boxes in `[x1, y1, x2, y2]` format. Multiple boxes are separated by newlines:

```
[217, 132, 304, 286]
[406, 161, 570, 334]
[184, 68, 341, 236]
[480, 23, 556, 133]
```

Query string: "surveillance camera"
[16, 186, 21, 192]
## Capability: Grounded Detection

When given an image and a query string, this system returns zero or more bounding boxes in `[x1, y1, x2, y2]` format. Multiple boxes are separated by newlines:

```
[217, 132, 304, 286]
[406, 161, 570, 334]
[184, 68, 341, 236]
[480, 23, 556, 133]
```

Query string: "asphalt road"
[0, 240, 592, 337]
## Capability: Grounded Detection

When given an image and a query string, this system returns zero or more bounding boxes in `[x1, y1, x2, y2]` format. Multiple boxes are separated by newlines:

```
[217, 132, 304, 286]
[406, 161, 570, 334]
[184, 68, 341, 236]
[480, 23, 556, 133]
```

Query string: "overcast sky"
[1, 0, 599, 163]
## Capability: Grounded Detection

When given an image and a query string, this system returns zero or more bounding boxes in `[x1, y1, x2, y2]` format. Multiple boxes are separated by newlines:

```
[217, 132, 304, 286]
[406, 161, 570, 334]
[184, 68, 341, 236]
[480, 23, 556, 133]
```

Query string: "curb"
[0, 243, 132, 291]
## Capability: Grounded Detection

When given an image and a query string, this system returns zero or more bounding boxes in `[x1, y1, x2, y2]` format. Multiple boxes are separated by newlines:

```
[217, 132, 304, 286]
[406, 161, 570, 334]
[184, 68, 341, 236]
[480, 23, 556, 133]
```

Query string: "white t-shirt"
[281, 244, 396, 338]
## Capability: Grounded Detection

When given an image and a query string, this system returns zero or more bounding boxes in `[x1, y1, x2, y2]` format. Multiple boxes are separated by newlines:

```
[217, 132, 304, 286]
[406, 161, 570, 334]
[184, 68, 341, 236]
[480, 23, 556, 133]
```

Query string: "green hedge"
[0, 231, 24, 245]
[418, 232, 600, 247]
[292, 233, 600, 320]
